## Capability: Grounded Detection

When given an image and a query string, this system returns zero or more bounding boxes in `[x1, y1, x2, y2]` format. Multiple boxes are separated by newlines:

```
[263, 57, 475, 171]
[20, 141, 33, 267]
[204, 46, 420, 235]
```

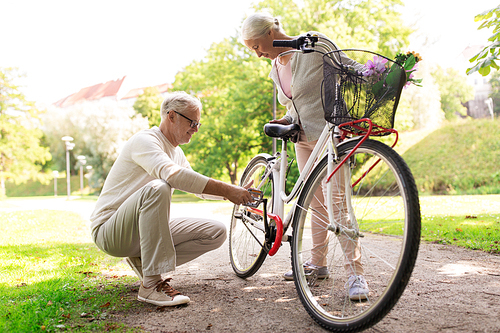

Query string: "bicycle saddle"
[264, 123, 301, 141]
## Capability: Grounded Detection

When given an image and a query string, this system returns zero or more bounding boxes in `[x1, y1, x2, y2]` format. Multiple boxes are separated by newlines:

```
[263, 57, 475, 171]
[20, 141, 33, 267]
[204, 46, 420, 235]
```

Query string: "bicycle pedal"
[244, 189, 264, 208]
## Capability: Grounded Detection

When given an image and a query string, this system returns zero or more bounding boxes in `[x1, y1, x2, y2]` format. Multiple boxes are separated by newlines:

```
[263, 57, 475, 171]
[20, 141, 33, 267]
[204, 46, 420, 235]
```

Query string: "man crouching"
[90, 91, 253, 306]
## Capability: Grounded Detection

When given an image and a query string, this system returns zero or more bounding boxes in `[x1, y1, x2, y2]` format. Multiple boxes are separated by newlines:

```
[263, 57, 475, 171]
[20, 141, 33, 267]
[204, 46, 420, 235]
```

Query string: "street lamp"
[61, 136, 75, 200]
[52, 170, 59, 197]
[77, 155, 87, 197]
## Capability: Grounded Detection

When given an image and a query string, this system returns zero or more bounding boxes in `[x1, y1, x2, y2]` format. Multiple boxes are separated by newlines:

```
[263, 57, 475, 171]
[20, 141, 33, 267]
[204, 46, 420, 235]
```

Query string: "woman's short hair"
[160, 91, 202, 122]
[241, 12, 284, 41]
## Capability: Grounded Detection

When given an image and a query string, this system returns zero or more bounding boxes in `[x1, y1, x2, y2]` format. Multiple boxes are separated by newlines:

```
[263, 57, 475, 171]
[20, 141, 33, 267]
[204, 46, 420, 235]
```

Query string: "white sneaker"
[347, 275, 369, 301]
[138, 278, 190, 306]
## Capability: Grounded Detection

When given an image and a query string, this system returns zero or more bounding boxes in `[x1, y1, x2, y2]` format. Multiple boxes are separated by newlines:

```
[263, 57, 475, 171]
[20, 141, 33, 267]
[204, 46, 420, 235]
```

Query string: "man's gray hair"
[160, 91, 202, 122]
[241, 12, 284, 41]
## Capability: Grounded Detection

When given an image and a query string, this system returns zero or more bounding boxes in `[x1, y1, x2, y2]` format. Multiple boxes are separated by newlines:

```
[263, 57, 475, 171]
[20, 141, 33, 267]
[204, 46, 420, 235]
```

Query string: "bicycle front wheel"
[229, 154, 274, 278]
[292, 139, 420, 332]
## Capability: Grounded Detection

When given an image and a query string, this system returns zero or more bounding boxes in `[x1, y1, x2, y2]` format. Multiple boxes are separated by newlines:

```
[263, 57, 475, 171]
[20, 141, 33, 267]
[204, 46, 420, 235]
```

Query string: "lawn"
[0, 209, 142, 332]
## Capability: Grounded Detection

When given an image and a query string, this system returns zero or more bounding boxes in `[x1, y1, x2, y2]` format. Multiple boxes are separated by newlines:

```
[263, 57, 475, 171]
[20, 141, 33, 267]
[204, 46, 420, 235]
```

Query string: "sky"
[1, 0, 498, 106]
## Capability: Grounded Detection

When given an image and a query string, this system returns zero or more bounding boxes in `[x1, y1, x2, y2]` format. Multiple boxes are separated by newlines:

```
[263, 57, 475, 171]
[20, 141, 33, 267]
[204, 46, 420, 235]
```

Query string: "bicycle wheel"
[229, 154, 274, 278]
[292, 139, 420, 332]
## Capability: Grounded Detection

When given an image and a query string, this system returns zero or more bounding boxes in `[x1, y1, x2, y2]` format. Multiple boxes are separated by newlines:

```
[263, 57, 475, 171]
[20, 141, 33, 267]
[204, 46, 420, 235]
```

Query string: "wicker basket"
[322, 49, 406, 135]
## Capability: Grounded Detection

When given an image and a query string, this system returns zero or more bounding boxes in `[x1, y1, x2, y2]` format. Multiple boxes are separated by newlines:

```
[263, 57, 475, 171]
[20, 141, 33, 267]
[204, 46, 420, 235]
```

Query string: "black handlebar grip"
[273, 39, 299, 49]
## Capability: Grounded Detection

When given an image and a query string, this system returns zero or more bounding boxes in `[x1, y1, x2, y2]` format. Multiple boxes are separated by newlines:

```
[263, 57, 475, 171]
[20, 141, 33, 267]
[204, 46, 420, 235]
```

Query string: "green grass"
[401, 118, 500, 195]
[0, 210, 143, 332]
[360, 195, 500, 253]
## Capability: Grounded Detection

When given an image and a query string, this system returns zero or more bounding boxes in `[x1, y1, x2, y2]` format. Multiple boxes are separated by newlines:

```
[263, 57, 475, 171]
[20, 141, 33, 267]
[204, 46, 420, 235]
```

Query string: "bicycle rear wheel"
[229, 154, 274, 278]
[292, 139, 420, 332]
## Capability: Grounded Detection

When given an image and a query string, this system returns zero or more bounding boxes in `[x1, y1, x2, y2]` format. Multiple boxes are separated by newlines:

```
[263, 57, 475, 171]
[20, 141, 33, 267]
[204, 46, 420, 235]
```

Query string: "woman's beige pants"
[295, 132, 363, 276]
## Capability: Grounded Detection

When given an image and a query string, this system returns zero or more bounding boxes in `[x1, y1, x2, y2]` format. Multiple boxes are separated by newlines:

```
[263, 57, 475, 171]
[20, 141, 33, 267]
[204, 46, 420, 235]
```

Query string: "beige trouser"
[92, 179, 226, 276]
[295, 130, 363, 276]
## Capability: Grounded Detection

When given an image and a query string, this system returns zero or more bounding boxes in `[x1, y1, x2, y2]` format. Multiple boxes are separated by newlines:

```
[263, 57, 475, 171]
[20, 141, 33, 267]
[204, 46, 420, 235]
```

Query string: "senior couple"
[90, 12, 368, 307]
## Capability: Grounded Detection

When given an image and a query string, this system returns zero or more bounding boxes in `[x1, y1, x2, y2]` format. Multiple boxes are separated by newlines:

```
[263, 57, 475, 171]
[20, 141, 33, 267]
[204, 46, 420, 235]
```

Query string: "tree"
[133, 87, 163, 127]
[254, 0, 412, 57]
[467, 5, 500, 76]
[173, 37, 277, 184]
[432, 66, 475, 120]
[43, 100, 148, 190]
[0, 67, 51, 197]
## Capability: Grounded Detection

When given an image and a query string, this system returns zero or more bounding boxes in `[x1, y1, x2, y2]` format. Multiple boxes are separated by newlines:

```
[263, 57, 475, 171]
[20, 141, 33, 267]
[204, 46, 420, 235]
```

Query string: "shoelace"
[346, 276, 366, 289]
[155, 278, 181, 297]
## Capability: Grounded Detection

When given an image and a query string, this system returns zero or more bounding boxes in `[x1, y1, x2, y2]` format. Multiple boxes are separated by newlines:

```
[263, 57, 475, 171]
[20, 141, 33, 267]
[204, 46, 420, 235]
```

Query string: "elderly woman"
[241, 12, 369, 300]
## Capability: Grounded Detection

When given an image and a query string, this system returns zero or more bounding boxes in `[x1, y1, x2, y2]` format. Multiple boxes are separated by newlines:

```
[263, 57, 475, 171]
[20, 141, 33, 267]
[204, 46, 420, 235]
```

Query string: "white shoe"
[137, 278, 190, 306]
[347, 275, 369, 301]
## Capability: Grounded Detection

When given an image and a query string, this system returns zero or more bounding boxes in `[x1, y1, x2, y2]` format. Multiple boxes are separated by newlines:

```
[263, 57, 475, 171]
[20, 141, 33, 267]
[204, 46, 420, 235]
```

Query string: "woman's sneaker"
[138, 278, 190, 306]
[347, 275, 369, 301]
[283, 262, 329, 281]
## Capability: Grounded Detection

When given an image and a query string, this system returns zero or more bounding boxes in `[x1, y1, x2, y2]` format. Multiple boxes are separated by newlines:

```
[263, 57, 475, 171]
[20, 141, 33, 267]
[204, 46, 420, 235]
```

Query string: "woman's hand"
[269, 118, 290, 125]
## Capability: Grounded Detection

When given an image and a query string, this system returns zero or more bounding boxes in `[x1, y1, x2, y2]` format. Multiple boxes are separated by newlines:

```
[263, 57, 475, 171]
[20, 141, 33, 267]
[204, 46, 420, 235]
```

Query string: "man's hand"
[203, 179, 254, 205]
[224, 186, 254, 206]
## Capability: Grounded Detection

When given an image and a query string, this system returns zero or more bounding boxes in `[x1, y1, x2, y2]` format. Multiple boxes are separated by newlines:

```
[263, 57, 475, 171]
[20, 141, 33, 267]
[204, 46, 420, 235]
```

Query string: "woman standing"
[241, 12, 369, 300]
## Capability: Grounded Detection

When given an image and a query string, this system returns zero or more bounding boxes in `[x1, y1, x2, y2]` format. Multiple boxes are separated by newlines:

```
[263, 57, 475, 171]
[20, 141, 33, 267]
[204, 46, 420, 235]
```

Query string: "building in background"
[459, 45, 494, 119]
[53, 77, 172, 109]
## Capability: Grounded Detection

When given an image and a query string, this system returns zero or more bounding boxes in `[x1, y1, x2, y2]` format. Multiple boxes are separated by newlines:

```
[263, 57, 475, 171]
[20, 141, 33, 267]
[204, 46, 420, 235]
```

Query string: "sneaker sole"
[137, 295, 190, 306]
[349, 292, 369, 301]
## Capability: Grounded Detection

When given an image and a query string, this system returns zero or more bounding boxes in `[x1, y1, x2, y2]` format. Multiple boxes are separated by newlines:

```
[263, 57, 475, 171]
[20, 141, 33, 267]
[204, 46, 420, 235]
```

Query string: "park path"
[2, 197, 500, 332]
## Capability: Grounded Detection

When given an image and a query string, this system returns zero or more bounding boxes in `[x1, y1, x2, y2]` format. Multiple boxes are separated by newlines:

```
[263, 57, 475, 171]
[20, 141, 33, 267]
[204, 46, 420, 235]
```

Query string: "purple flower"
[363, 55, 388, 77]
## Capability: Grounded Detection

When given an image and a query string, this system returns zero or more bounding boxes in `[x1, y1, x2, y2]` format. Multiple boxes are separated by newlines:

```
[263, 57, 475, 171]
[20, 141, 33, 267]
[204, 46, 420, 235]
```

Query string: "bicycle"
[229, 34, 421, 332]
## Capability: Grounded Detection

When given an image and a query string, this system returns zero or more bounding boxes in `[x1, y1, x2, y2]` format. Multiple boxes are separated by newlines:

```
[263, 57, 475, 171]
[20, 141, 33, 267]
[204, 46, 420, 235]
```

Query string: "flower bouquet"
[362, 51, 422, 102]
[322, 49, 422, 134]
[394, 51, 423, 87]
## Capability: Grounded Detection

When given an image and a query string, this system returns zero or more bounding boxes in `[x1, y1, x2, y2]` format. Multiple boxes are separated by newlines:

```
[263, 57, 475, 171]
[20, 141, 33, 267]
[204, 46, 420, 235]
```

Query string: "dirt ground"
[112, 202, 500, 333]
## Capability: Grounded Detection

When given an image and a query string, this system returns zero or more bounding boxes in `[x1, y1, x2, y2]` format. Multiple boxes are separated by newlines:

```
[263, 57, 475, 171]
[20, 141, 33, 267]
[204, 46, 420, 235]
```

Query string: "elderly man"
[90, 91, 253, 307]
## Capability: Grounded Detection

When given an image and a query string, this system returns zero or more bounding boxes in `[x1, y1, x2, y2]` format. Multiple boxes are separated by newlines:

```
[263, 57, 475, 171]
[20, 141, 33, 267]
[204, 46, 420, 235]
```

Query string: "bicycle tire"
[291, 139, 420, 332]
[229, 154, 274, 278]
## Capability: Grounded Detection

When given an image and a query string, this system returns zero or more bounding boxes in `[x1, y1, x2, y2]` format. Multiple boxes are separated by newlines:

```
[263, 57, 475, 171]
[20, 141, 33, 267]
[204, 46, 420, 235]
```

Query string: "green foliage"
[488, 70, 500, 117]
[467, 5, 500, 76]
[0, 210, 141, 332]
[173, 37, 278, 184]
[254, 0, 412, 56]
[431, 66, 475, 120]
[133, 87, 163, 127]
[402, 119, 500, 194]
[0, 67, 52, 198]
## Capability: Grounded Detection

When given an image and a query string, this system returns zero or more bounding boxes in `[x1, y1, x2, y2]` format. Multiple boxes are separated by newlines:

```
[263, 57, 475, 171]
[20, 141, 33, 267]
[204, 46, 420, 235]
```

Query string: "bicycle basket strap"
[322, 49, 407, 136]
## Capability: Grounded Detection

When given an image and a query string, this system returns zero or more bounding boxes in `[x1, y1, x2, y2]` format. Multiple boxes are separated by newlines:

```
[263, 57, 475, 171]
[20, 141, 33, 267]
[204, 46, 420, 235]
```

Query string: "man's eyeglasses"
[172, 111, 202, 129]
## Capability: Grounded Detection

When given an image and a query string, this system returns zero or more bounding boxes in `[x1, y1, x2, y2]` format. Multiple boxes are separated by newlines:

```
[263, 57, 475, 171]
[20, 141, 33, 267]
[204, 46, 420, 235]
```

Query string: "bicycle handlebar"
[273, 39, 301, 49]
[273, 34, 319, 53]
